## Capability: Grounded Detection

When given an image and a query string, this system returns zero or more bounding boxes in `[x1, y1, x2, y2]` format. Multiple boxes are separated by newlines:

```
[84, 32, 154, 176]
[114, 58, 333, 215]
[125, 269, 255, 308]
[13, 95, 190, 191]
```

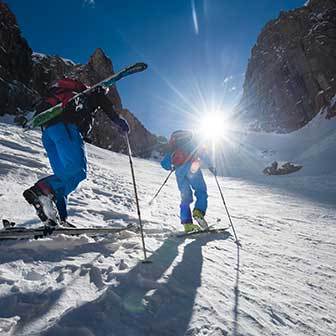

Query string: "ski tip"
[131, 62, 148, 72]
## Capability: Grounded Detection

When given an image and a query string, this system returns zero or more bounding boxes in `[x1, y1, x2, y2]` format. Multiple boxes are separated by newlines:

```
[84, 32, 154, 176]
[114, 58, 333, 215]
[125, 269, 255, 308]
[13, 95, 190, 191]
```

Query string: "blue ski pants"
[175, 163, 208, 224]
[40, 123, 87, 220]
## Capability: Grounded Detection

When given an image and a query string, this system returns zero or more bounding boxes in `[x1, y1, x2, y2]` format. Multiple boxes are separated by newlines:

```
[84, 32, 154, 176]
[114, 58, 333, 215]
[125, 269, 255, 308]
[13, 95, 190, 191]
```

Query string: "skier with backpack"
[160, 130, 215, 233]
[23, 77, 129, 227]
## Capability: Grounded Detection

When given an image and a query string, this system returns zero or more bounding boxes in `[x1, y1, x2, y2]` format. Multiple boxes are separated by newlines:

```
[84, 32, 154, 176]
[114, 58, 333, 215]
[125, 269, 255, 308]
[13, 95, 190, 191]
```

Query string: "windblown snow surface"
[0, 120, 335, 336]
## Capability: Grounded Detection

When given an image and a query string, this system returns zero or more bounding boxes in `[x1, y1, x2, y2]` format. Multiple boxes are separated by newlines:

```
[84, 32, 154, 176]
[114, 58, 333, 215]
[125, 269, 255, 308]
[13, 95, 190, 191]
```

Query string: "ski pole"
[148, 169, 174, 205]
[125, 133, 150, 263]
[211, 170, 241, 246]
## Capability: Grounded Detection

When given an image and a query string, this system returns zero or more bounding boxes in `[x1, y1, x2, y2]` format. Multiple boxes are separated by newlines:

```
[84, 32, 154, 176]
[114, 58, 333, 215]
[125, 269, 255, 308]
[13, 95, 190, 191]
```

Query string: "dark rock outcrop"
[0, 2, 38, 115]
[0, 2, 158, 158]
[236, 0, 336, 132]
[263, 161, 303, 175]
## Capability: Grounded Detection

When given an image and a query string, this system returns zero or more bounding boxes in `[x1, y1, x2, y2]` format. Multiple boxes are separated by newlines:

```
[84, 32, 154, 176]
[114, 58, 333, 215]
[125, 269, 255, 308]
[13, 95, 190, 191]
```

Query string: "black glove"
[73, 94, 87, 112]
[114, 117, 130, 134]
[209, 166, 217, 175]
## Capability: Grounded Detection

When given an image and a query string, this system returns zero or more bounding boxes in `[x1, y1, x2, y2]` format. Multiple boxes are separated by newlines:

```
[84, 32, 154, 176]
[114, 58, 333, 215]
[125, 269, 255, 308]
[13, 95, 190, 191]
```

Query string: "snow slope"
[218, 111, 336, 177]
[0, 122, 335, 336]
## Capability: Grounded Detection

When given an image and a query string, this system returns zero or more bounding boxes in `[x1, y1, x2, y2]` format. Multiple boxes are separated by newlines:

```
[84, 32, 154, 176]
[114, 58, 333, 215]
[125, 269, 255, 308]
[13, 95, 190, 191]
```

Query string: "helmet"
[169, 130, 193, 150]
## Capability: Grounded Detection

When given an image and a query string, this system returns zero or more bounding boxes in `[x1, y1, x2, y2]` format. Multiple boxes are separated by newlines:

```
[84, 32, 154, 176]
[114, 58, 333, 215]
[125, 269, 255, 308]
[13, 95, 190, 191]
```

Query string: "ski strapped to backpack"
[24, 62, 148, 130]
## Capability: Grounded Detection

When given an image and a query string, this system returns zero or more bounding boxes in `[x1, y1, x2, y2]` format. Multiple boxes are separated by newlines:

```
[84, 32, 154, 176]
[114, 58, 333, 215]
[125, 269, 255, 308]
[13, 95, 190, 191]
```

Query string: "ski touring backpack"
[35, 77, 94, 136]
[46, 78, 87, 108]
[169, 130, 197, 166]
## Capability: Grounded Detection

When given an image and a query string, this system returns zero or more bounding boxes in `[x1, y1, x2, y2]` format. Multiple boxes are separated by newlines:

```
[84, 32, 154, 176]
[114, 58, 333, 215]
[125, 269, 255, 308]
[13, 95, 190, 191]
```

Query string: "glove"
[161, 154, 173, 171]
[209, 166, 217, 175]
[114, 117, 130, 134]
[73, 94, 87, 112]
[91, 85, 106, 96]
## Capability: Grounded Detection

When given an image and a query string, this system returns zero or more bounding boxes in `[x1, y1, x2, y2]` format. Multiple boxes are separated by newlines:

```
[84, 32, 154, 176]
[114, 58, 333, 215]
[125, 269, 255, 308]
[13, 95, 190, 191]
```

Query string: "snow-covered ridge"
[0, 122, 335, 335]
[32, 51, 76, 66]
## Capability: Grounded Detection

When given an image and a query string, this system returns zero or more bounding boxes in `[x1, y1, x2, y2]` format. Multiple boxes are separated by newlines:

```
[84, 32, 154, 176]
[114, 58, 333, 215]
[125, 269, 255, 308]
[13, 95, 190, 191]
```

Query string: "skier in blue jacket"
[23, 78, 129, 227]
[161, 130, 214, 233]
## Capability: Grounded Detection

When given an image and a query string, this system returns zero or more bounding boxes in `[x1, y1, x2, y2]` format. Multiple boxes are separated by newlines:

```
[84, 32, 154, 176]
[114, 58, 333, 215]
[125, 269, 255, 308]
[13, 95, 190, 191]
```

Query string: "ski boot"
[59, 219, 76, 228]
[2, 219, 15, 229]
[192, 209, 208, 230]
[23, 181, 60, 227]
[183, 223, 201, 233]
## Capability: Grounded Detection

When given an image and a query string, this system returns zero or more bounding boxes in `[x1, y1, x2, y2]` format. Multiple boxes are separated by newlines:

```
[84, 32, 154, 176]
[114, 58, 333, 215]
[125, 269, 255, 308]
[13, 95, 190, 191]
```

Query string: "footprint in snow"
[0, 316, 20, 334]
[117, 259, 129, 271]
[89, 266, 105, 289]
[23, 270, 44, 281]
[56, 272, 65, 283]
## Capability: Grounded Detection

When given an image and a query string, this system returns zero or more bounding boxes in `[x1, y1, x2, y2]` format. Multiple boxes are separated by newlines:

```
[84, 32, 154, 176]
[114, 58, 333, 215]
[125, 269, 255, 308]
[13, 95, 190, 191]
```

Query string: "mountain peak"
[88, 48, 114, 77]
[235, 0, 336, 132]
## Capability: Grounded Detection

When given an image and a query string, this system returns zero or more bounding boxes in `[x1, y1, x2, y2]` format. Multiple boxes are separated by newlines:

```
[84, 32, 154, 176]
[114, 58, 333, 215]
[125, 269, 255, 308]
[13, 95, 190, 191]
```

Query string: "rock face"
[236, 0, 336, 132]
[0, 2, 38, 115]
[0, 2, 158, 158]
[263, 161, 303, 176]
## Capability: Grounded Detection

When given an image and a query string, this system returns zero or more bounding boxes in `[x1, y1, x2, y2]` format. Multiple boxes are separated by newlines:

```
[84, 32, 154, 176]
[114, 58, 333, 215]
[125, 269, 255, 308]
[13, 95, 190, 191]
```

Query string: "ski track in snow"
[0, 122, 335, 336]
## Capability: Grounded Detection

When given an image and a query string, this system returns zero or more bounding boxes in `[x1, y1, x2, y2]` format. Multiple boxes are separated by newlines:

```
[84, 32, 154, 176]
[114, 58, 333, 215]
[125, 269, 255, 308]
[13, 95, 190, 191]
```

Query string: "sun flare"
[198, 112, 229, 143]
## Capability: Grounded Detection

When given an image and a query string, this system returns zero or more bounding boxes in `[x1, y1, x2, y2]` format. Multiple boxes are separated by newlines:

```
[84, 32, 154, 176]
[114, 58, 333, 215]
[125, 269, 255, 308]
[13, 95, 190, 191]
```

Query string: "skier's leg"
[61, 124, 87, 196]
[175, 167, 193, 224]
[189, 169, 208, 213]
[189, 169, 208, 228]
[45, 123, 87, 196]
[41, 130, 68, 220]
[54, 194, 67, 221]
[40, 123, 87, 221]
[23, 129, 63, 224]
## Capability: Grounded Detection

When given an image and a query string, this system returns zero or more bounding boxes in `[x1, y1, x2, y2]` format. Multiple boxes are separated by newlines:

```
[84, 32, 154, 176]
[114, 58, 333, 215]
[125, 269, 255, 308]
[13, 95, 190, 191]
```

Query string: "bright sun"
[198, 113, 228, 142]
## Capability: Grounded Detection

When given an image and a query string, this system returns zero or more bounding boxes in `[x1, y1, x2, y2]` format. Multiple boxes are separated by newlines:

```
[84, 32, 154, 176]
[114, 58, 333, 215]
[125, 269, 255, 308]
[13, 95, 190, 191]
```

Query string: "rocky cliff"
[0, 2, 158, 157]
[236, 0, 336, 132]
[0, 2, 38, 115]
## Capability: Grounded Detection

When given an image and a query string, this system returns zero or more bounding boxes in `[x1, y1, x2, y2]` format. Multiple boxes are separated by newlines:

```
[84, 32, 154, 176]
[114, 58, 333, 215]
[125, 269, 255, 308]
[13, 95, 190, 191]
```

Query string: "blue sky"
[8, 0, 305, 136]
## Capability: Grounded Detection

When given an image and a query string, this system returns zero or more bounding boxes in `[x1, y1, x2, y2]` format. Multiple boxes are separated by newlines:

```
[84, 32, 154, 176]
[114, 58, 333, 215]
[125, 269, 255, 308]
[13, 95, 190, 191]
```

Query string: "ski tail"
[0, 222, 139, 240]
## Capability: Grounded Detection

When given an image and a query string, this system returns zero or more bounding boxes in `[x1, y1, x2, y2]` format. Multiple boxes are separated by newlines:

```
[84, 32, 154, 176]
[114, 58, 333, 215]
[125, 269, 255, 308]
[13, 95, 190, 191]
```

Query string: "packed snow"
[0, 121, 335, 336]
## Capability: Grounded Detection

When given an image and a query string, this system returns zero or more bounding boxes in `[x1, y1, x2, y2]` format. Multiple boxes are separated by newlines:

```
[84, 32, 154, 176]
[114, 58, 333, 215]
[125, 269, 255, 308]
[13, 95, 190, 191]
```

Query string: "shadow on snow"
[42, 232, 233, 336]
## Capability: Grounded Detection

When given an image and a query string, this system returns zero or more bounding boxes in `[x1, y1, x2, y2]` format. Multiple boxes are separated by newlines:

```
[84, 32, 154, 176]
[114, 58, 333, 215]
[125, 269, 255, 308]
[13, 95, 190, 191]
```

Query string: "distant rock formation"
[236, 0, 336, 132]
[263, 161, 303, 175]
[0, 2, 159, 157]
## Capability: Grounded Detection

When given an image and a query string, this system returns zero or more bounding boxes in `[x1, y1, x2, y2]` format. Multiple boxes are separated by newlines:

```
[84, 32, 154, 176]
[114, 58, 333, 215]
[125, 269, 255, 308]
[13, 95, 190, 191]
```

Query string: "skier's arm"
[198, 148, 216, 174]
[198, 146, 212, 166]
[93, 89, 130, 133]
